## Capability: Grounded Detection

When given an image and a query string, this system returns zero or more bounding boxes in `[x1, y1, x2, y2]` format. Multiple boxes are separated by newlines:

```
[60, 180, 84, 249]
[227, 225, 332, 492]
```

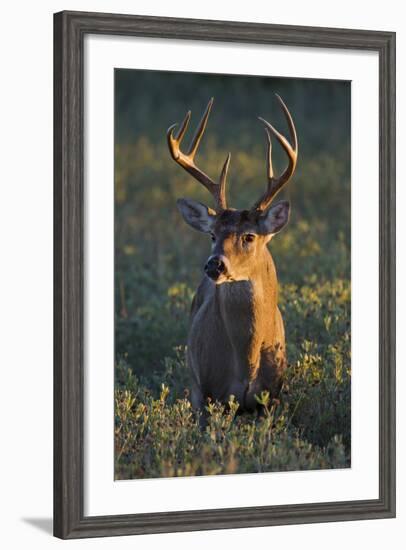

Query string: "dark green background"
[114, 69, 350, 376]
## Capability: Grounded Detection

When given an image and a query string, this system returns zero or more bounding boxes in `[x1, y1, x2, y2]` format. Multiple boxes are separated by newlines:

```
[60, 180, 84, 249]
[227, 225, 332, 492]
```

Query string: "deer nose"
[204, 255, 226, 280]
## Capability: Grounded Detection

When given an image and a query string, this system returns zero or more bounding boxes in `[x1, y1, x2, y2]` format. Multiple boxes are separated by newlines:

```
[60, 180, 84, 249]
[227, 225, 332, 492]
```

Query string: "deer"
[167, 95, 298, 422]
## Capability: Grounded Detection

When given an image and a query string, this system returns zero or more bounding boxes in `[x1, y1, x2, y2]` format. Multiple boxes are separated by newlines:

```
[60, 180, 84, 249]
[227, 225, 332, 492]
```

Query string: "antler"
[167, 98, 231, 211]
[252, 94, 298, 212]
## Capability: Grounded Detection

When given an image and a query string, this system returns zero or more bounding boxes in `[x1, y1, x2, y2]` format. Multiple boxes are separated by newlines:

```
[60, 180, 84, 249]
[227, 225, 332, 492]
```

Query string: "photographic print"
[114, 69, 351, 480]
[54, 11, 396, 538]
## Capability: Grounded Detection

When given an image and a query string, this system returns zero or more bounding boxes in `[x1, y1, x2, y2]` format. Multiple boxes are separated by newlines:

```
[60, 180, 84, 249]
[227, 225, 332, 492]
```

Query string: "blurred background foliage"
[114, 69, 351, 478]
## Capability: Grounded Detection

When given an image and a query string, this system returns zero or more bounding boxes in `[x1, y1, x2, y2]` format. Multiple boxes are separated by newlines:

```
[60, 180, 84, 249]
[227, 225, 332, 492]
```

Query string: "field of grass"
[114, 70, 351, 479]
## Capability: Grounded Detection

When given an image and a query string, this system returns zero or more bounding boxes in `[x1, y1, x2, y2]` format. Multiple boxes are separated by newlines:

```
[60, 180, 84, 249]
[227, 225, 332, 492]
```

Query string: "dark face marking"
[177, 201, 290, 285]
[216, 208, 257, 227]
[208, 209, 269, 284]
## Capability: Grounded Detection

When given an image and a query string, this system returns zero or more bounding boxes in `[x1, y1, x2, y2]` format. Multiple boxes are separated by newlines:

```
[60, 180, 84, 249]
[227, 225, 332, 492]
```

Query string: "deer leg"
[227, 379, 248, 409]
[243, 378, 263, 411]
[244, 343, 286, 411]
[190, 385, 208, 429]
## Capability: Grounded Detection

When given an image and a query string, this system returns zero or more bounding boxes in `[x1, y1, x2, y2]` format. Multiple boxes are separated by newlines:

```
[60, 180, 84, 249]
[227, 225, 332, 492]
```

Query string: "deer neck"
[213, 249, 278, 381]
[214, 249, 277, 316]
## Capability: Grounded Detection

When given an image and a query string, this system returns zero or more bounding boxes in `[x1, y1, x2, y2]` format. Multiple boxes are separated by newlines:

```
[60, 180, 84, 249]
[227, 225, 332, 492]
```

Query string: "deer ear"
[177, 198, 216, 233]
[259, 200, 290, 236]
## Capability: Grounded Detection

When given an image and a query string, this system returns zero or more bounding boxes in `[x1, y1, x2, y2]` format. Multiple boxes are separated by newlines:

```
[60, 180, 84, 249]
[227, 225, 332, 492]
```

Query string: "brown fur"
[168, 97, 298, 418]
[184, 209, 287, 416]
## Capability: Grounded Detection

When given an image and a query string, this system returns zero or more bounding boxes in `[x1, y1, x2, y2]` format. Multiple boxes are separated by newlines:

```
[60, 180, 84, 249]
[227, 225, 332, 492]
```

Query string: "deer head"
[167, 96, 298, 284]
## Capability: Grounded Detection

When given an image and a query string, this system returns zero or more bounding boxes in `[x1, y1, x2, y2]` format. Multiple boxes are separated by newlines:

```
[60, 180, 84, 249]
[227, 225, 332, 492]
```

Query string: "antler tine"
[264, 127, 274, 180]
[275, 93, 298, 151]
[187, 98, 213, 158]
[167, 98, 229, 210]
[252, 94, 298, 212]
[218, 152, 231, 210]
[175, 110, 191, 143]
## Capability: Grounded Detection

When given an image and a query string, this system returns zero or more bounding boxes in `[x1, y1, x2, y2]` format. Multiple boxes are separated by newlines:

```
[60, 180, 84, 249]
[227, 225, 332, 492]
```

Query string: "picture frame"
[54, 10, 396, 539]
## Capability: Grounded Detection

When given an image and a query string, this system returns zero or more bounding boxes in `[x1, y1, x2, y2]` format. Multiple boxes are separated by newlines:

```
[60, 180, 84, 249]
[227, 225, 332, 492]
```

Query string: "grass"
[115, 277, 350, 479]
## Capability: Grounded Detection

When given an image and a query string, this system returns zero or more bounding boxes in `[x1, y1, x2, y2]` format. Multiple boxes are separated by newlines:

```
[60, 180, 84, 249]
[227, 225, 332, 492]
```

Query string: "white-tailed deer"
[167, 95, 298, 419]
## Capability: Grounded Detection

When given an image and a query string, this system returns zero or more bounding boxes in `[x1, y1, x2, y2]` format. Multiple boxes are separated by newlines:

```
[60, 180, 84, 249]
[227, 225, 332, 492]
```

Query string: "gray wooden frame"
[54, 10, 396, 539]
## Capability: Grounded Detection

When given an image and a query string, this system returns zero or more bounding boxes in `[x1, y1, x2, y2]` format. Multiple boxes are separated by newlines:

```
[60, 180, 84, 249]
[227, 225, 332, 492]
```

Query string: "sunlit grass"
[114, 128, 350, 478]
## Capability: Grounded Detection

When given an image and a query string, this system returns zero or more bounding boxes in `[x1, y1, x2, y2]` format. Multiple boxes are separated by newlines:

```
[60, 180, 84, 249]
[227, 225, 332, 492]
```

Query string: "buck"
[167, 95, 298, 418]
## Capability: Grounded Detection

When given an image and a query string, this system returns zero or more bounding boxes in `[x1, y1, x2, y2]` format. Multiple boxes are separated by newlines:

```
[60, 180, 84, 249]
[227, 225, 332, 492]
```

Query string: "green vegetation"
[114, 70, 351, 479]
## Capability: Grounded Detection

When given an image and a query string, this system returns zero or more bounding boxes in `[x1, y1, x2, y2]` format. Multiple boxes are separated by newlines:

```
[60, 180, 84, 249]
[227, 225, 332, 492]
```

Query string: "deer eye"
[243, 233, 256, 243]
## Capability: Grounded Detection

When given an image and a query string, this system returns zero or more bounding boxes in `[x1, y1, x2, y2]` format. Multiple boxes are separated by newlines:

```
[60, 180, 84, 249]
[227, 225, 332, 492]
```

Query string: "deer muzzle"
[204, 255, 228, 281]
